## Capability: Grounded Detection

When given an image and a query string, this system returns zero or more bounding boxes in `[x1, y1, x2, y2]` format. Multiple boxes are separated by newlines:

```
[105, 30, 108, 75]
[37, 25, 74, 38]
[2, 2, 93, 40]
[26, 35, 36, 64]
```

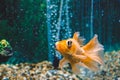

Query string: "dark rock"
[0, 55, 11, 63]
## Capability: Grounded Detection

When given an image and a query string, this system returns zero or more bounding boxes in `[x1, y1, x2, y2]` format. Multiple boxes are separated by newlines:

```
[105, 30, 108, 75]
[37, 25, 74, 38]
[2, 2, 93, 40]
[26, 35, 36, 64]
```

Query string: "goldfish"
[55, 32, 104, 74]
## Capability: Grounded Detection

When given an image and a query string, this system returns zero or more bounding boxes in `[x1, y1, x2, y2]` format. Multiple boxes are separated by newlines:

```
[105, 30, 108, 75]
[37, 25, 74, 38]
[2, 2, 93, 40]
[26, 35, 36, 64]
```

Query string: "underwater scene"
[0, 0, 120, 80]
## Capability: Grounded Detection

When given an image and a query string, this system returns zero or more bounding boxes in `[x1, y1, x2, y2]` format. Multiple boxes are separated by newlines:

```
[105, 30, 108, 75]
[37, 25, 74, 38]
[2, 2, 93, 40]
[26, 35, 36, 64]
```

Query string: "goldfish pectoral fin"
[72, 54, 87, 60]
[71, 63, 80, 74]
[77, 55, 87, 60]
[78, 55, 87, 59]
[59, 58, 69, 70]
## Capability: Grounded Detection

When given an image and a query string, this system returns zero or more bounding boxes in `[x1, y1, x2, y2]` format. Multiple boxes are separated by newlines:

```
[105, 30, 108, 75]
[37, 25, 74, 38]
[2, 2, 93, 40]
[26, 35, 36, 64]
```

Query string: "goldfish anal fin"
[79, 61, 99, 71]
[71, 63, 80, 74]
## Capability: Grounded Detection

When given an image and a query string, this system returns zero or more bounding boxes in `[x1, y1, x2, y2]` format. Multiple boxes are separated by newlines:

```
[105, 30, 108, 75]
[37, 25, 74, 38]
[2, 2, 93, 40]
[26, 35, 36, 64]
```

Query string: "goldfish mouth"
[54, 45, 58, 51]
[55, 42, 58, 50]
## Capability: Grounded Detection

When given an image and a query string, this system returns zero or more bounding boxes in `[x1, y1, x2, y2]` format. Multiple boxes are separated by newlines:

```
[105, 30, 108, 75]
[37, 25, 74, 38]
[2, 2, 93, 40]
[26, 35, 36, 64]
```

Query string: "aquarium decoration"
[0, 39, 13, 56]
[0, 39, 13, 63]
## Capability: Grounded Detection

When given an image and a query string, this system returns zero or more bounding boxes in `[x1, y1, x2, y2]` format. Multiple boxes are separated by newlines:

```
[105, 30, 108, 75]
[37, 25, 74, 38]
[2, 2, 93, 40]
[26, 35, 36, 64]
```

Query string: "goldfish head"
[55, 39, 76, 55]
[55, 32, 84, 55]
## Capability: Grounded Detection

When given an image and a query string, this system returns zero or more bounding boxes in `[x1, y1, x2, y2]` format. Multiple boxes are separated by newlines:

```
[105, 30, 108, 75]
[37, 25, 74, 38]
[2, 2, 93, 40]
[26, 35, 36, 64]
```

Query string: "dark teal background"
[0, 0, 120, 64]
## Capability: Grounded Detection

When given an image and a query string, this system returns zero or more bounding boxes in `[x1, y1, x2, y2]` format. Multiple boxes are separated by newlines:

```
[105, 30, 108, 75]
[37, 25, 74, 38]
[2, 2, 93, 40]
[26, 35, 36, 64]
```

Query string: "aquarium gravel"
[0, 51, 120, 80]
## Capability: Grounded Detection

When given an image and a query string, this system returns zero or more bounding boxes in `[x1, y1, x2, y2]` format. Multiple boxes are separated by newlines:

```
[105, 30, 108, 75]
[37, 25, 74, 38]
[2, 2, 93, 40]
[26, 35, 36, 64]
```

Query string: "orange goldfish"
[55, 32, 104, 74]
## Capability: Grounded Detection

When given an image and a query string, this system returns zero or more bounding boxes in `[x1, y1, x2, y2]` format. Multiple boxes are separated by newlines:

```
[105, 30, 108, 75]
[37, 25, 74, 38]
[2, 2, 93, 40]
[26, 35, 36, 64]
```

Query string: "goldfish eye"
[67, 40, 72, 48]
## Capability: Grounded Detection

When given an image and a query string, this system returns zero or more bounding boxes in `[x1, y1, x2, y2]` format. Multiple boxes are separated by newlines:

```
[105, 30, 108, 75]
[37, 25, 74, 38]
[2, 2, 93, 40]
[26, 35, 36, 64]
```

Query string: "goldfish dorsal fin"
[82, 34, 103, 52]
[73, 32, 84, 46]
[73, 32, 80, 40]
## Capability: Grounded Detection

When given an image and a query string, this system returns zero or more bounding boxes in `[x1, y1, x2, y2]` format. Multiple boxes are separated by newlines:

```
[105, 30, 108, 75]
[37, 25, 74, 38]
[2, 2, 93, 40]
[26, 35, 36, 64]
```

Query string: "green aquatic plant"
[0, 0, 47, 63]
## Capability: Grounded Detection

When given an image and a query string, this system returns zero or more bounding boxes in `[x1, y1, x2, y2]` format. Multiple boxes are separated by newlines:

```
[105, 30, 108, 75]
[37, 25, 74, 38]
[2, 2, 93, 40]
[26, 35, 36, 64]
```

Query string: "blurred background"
[0, 0, 120, 64]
